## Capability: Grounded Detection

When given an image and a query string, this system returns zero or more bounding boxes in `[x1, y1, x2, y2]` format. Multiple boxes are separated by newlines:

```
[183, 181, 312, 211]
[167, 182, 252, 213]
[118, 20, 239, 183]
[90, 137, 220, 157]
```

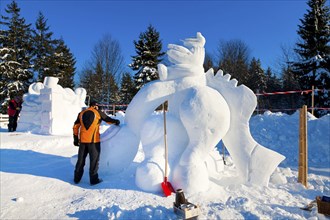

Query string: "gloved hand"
[115, 119, 120, 126]
[73, 135, 79, 146]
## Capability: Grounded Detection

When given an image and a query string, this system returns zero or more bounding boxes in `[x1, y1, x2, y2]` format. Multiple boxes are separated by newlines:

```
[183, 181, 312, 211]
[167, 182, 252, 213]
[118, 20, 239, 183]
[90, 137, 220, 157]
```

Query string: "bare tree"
[216, 39, 251, 85]
[203, 52, 216, 72]
[279, 44, 303, 112]
[80, 34, 124, 104]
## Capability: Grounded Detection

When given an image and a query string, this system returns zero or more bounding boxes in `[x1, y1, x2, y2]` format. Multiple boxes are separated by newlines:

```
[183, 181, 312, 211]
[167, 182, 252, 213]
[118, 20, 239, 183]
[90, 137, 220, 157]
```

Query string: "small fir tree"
[246, 57, 266, 93]
[80, 62, 104, 102]
[263, 67, 284, 112]
[108, 74, 120, 104]
[129, 25, 165, 90]
[265, 67, 282, 93]
[119, 72, 136, 104]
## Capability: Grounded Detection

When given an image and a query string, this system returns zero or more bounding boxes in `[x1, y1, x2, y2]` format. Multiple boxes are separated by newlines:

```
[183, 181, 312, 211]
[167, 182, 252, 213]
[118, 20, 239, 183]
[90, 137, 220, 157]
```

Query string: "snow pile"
[250, 111, 330, 172]
[17, 77, 86, 135]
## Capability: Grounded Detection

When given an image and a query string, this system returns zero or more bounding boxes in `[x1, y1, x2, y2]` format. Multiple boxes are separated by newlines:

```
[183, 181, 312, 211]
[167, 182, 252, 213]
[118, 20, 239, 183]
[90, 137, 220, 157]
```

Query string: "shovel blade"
[161, 181, 175, 197]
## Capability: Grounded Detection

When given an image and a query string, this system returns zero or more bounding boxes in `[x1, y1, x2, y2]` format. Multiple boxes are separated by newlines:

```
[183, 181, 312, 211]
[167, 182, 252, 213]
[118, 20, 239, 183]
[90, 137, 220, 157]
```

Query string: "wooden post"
[311, 86, 315, 116]
[298, 105, 308, 187]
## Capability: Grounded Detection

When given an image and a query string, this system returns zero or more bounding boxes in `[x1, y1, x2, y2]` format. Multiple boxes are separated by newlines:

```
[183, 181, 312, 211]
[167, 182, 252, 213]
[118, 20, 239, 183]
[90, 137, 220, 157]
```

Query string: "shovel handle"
[163, 102, 168, 178]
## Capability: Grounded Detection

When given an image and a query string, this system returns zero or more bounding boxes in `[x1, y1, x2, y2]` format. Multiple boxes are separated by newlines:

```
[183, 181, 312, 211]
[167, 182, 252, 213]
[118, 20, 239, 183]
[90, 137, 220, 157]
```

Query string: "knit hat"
[89, 100, 98, 107]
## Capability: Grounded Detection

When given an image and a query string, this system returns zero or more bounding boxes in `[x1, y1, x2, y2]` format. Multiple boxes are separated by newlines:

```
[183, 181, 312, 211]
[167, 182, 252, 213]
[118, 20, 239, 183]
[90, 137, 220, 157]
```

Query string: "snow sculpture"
[100, 32, 285, 194]
[17, 76, 86, 135]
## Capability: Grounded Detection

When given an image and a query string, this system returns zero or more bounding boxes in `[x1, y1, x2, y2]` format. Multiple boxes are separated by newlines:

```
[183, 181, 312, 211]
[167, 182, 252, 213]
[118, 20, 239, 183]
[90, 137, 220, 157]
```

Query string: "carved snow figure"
[17, 76, 86, 135]
[100, 32, 285, 194]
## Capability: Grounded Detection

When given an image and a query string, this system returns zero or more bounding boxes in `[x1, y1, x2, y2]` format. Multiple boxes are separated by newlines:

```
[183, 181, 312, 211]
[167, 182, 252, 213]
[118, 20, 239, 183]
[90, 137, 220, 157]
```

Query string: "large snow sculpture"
[100, 32, 285, 194]
[17, 77, 86, 135]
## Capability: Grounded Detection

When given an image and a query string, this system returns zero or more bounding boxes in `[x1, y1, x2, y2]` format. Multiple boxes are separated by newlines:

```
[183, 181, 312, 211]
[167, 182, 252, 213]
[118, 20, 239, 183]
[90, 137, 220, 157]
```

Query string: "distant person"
[7, 96, 22, 132]
[73, 100, 120, 185]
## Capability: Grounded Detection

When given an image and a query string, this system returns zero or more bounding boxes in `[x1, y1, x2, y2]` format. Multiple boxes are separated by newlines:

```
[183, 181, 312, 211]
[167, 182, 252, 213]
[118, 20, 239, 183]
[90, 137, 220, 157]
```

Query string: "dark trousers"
[8, 115, 18, 132]
[74, 142, 101, 184]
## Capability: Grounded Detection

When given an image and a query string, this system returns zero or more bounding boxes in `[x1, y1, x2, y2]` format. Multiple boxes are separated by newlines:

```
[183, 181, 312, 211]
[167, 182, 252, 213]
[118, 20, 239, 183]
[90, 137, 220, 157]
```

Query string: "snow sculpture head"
[99, 32, 285, 195]
[17, 76, 87, 135]
[159, 32, 205, 81]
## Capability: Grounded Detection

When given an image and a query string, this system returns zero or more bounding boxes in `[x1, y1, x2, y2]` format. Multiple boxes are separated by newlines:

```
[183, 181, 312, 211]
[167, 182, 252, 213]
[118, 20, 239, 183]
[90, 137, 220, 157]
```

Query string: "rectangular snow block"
[39, 88, 52, 100]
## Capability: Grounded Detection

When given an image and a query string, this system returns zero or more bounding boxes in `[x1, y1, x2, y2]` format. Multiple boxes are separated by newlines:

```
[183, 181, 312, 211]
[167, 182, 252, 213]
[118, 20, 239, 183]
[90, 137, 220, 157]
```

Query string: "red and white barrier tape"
[256, 107, 330, 112]
[255, 89, 329, 96]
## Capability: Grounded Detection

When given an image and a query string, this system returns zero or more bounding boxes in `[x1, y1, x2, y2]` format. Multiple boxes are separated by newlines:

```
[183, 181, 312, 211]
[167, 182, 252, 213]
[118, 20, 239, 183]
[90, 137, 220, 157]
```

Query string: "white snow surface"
[1, 111, 329, 219]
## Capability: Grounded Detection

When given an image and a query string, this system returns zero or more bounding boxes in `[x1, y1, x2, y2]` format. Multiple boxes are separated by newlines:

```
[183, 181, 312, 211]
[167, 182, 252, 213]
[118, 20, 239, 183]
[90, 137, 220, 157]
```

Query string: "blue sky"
[1, 0, 308, 77]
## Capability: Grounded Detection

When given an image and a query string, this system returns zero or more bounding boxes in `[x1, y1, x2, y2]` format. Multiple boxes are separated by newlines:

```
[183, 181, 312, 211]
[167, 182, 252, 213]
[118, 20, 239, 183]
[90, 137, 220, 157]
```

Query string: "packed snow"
[0, 111, 329, 219]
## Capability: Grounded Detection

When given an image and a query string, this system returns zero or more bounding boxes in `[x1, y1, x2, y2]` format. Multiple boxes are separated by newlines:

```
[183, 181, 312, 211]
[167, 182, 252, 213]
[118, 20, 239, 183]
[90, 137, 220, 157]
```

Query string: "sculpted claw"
[223, 74, 231, 81]
[230, 79, 238, 87]
[216, 69, 224, 76]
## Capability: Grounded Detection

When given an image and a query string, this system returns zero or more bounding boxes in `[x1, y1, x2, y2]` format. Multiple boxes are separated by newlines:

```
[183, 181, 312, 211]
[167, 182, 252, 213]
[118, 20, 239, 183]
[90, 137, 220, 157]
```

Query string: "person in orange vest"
[73, 100, 120, 185]
[7, 96, 22, 132]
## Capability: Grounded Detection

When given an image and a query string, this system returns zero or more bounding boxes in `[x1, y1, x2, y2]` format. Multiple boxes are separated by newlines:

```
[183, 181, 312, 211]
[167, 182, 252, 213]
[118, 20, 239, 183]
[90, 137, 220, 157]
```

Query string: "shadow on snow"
[67, 205, 177, 220]
[0, 148, 142, 192]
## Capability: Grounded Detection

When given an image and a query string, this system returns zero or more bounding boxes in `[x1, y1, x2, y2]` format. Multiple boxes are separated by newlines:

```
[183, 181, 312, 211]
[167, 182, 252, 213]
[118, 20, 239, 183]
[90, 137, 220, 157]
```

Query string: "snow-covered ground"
[1, 111, 329, 219]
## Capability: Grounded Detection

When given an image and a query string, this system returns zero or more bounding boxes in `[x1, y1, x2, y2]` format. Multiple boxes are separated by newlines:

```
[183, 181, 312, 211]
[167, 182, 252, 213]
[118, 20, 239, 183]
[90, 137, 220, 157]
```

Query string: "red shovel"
[161, 102, 175, 197]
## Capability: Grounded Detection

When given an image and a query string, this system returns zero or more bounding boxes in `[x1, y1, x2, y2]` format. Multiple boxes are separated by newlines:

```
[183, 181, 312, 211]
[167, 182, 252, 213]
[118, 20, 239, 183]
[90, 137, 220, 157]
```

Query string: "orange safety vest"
[73, 107, 102, 143]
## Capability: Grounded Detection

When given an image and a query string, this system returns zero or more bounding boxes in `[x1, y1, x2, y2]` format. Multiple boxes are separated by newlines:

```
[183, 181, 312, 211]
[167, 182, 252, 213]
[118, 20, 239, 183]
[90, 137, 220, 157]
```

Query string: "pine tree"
[119, 72, 136, 104]
[293, 0, 330, 116]
[263, 67, 284, 112]
[31, 11, 57, 81]
[79, 68, 95, 101]
[108, 74, 120, 104]
[265, 67, 282, 93]
[0, 0, 33, 112]
[129, 25, 165, 90]
[54, 38, 76, 89]
[80, 62, 104, 102]
[246, 57, 266, 93]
